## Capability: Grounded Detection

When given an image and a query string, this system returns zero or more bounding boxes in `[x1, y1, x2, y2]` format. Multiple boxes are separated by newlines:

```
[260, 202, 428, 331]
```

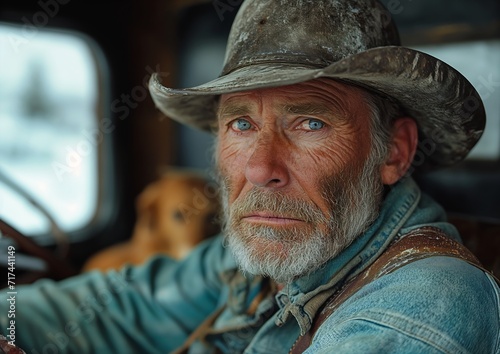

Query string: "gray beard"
[218, 157, 384, 284]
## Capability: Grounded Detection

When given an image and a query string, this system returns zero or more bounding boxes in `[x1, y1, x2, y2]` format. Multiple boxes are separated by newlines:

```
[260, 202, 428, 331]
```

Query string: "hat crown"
[222, 0, 401, 75]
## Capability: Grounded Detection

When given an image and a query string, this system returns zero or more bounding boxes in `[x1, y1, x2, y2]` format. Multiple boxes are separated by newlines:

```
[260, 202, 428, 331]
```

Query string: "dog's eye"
[172, 210, 185, 222]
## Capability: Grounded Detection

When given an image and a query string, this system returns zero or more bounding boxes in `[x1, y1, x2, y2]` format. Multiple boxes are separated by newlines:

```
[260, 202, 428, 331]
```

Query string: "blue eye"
[232, 119, 252, 131]
[303, 119, 325, 131]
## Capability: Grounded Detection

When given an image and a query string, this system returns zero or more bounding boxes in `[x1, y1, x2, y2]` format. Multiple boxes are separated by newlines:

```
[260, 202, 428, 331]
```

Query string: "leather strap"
[171, 305, 226, 354]
[171, 277, 274, 353]
[290, 227, 499, 353]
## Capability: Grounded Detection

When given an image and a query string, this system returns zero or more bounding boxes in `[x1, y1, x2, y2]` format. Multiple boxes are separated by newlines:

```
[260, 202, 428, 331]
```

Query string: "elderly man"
[2, 0, 500, 353]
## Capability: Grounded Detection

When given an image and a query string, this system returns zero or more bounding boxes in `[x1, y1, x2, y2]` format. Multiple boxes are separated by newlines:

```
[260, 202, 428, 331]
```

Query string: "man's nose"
[245, 133, 290, 188]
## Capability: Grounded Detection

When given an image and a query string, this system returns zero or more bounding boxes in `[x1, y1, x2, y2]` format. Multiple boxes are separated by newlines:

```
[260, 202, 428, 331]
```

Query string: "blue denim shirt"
[1, 177, 499, 353]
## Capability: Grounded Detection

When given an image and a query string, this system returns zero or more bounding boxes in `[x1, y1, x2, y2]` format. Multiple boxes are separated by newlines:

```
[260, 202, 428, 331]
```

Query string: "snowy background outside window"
[0, 24, 99, 237]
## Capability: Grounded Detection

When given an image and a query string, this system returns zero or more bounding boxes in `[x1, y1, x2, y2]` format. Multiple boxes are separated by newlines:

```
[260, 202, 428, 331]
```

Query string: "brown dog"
[83, 171, 220, 272]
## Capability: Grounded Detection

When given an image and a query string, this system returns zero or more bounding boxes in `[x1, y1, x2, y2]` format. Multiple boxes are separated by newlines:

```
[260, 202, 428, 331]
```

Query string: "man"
[2, 0, 499, 353]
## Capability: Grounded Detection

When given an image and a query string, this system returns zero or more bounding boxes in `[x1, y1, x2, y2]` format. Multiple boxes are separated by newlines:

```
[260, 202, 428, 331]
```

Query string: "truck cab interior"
[0, 0, 499, 286]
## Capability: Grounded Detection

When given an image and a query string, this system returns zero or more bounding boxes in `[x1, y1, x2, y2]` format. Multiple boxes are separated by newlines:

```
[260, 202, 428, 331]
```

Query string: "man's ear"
[380, 117, 418, 185]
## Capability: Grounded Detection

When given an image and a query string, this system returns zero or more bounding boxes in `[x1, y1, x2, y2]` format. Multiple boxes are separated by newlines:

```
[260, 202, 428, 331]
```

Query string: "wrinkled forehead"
[216, 78, 371, 122]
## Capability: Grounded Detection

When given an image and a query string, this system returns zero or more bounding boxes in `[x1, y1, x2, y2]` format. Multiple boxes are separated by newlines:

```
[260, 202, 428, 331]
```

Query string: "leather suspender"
[171, 305, 226, 354]
[289, 226, 500, 354]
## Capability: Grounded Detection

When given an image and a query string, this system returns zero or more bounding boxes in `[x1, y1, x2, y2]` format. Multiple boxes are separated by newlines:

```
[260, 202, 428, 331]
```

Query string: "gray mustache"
[228, 188, 329, 224]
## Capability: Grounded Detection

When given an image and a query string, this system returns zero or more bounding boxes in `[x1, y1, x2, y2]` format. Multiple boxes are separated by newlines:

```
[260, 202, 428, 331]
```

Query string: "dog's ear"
[134, 181, 163, 237]
[136, 182, 161, 213]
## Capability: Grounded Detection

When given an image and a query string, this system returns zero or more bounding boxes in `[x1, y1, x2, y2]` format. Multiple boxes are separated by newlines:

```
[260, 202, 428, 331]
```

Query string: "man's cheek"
[219, 140, 247, 161]
[220, 153, 252, 190]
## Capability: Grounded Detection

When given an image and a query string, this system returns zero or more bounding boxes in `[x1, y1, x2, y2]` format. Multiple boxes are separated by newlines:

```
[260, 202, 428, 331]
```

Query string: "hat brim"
[149, 46, 485, 169]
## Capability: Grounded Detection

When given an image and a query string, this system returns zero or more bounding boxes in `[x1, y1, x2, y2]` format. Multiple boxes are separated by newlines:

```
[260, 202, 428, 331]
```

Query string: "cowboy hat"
[148, 0, 485, 168]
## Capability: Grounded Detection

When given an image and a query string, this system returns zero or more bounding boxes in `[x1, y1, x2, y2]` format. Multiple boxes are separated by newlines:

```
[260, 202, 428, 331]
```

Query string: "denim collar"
[274, 177, 458, 335]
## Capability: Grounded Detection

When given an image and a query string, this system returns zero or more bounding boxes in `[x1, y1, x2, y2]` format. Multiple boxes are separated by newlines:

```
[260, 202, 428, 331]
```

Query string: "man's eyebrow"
[281, 103, 333, 116]
[217, 104, 251, 120]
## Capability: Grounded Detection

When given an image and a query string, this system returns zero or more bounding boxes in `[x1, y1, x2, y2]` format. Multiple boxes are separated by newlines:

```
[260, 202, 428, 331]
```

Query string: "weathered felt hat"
[149, 0, 485, 168]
